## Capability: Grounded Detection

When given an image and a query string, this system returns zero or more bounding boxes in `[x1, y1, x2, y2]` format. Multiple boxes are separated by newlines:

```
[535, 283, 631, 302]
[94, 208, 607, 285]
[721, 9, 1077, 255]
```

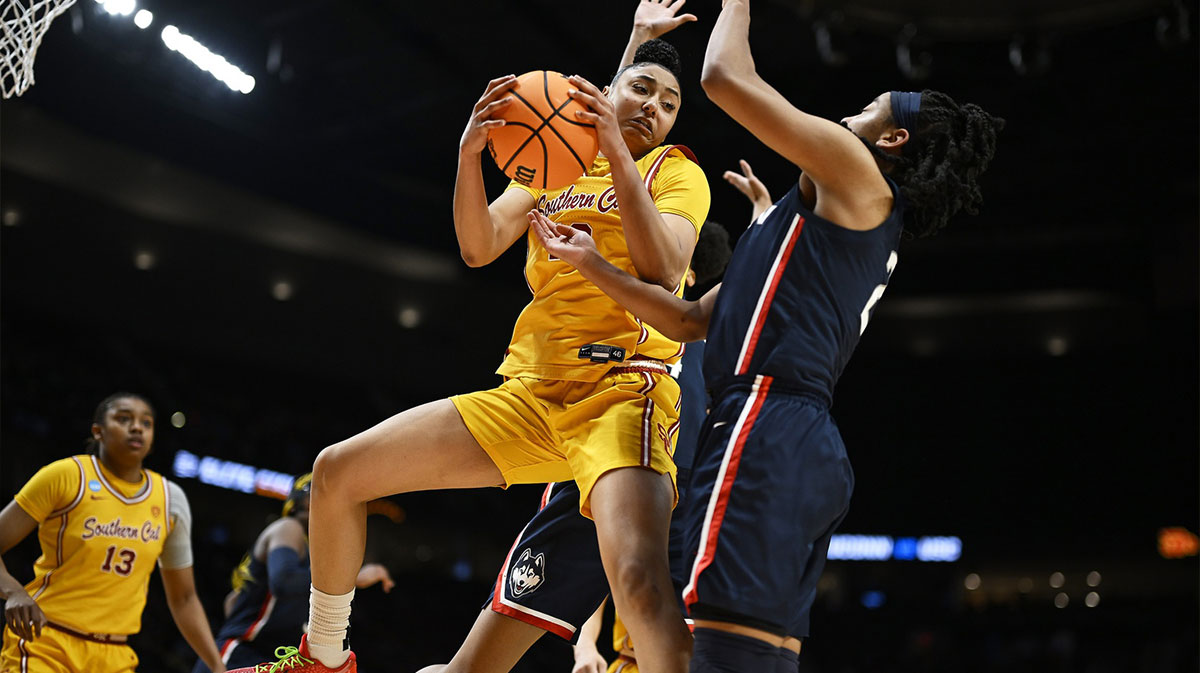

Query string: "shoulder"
[265, 516, 307, 552]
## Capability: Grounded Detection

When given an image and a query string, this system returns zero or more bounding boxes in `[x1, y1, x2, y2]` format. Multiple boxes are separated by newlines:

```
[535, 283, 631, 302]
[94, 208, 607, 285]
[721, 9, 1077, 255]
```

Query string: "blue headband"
[890, 90, 922, 138]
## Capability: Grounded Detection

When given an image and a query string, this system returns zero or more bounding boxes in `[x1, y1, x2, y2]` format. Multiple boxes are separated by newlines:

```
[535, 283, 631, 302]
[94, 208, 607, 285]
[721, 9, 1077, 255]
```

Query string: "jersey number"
[100, 546, 137, 576]
[859, 251, 899, 335]
[547, 223, 593, 261]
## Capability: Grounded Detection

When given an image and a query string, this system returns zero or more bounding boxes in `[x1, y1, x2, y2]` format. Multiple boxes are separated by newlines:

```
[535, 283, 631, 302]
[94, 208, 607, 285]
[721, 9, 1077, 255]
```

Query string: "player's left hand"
[355, 563, 396, 593]
[570, 645, 608, 673]
[632, 0, 698, 40]
[529, 210, 598, 268]
[566, 75, 626, 160]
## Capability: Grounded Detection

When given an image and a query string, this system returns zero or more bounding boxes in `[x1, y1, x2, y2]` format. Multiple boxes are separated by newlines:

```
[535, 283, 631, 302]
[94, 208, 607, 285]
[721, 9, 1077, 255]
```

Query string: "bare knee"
[609, 555, 671, 618]
[312, 443, 362, 503]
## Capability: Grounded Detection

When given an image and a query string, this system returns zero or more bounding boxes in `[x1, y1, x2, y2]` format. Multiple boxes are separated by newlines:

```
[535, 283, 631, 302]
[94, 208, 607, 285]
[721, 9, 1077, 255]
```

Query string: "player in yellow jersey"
[0, 392, 226, 673]
[227, 3, 708, 673]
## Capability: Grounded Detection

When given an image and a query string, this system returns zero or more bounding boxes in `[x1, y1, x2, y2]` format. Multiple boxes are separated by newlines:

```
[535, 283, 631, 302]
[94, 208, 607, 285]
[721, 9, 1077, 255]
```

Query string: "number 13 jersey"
[13, 455, 173, 636]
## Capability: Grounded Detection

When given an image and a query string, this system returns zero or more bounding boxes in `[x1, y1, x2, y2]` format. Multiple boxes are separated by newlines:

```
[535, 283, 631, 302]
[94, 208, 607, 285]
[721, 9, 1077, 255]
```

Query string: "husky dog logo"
[509, 548, 546, 597]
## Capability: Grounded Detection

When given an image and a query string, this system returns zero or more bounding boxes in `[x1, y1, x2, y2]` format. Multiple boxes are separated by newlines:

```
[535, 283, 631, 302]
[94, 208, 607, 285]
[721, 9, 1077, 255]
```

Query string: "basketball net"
[1, 0, 76, 98]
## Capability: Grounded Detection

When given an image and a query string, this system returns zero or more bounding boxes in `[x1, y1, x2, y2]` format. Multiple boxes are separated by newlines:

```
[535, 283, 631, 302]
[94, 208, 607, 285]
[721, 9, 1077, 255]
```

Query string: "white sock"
[307, 586, 354, 668]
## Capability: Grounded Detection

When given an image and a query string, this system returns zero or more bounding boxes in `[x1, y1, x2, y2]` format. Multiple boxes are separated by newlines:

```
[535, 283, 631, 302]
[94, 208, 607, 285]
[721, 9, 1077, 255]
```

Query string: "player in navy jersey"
[193, 476, 394, 672]
[531, 1, 1003, 669]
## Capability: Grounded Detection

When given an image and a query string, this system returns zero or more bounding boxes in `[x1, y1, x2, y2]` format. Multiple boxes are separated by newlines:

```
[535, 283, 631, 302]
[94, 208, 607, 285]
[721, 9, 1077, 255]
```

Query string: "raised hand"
[459, 75, 518, 155]
[355, 563, 396, 593]
[529, 210, 598, 269]
[566, 74, 626, 159]
[723, 159, 773, 220]
[4, 590, 46, 641]
[632, 0, 698, 40]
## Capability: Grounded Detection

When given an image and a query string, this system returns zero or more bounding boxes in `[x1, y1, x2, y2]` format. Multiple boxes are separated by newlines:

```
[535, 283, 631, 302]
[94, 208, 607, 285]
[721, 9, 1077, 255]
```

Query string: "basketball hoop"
[1, 0, 77, 98]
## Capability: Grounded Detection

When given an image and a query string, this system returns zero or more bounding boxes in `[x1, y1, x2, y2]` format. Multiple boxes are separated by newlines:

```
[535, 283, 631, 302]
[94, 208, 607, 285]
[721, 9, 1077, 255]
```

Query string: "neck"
[99, 453, 143, 483]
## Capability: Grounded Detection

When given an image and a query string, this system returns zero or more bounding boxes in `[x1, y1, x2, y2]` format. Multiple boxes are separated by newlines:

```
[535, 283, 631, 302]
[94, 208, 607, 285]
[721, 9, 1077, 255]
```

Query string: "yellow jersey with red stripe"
[13, 455, 172, 636]
[499, 144, 710, 382]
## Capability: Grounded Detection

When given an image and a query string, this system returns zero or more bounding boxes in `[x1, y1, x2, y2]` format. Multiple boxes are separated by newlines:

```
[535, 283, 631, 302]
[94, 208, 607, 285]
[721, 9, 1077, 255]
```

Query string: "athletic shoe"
[225, 635, 356, 672]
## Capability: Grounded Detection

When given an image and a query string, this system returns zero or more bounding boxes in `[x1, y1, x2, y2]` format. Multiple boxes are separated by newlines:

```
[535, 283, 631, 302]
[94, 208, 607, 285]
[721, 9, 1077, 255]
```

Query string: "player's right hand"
[528, 210, 598, 268]
[632, 0, 698, 40]
[723, 159, 773, 219]
[460, 75, 518, 156]
[4, 591, 46, 641]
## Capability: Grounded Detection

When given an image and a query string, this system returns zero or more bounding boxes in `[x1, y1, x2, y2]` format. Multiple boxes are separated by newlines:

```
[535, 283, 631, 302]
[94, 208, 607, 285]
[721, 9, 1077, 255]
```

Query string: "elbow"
[700, 62, 734, 101]
[459, 248, 490, 268]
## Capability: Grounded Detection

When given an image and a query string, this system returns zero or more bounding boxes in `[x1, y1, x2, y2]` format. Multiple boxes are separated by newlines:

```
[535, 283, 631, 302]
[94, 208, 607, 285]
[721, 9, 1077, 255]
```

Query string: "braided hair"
[85, 392, 155, 454]
[864, 90, 1005, 237]
[613, 38, 683, 85]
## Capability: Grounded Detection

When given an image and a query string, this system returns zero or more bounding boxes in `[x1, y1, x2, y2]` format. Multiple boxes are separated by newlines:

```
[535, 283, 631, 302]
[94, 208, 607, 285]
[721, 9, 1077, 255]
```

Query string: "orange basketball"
[487, 70, 599, 191]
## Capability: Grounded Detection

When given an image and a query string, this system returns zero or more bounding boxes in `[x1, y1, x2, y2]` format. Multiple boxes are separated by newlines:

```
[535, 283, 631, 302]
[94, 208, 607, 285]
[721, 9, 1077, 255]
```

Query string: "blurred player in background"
[192, 474, 394, 672]
[0, 393, 226, 673]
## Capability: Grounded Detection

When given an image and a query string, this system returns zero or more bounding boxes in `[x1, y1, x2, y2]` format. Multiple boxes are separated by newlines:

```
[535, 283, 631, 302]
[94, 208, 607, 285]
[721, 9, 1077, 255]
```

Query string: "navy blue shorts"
[679, 375, 853, 638]
[487, 480, 692, 642]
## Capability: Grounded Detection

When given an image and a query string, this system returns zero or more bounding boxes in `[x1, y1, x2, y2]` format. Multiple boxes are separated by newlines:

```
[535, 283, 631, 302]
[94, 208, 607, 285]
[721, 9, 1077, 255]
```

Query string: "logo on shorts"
[509, 548, 546, 597]
[88, 480, 102, 492]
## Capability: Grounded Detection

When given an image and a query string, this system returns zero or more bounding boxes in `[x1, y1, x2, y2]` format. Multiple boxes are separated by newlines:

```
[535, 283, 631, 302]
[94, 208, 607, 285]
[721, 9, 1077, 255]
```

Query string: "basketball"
[487, 70, 599, 191]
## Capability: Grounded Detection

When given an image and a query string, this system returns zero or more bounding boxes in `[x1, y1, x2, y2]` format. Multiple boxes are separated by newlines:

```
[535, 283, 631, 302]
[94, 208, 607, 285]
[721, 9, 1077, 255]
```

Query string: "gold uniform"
[453, 144, 710, 515]
[1, 456, 174, 673]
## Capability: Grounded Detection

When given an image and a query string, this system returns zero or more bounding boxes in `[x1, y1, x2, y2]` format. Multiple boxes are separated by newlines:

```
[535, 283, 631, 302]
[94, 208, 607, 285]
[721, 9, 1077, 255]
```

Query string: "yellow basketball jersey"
[13, 455, 172, 636]
[500, 145, 711, 382]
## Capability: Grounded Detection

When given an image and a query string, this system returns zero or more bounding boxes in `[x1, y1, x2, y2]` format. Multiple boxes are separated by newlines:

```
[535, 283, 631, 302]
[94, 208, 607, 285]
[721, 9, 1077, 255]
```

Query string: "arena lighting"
[1158, 526, 1200, 558]
[133, 9, 152, 29]
[172, 449, 295, 499]
[95, 0, 136, 17]
[160, 24, 255, 94]
[398, 306, 422, 329]
[826, 535, 961, 562]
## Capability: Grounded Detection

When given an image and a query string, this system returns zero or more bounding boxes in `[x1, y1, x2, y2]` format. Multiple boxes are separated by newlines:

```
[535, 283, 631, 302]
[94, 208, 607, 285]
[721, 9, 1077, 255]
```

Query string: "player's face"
[93, 398, 154, 467]
[609, 65, 681, 156]
[840, 92, 895, 142]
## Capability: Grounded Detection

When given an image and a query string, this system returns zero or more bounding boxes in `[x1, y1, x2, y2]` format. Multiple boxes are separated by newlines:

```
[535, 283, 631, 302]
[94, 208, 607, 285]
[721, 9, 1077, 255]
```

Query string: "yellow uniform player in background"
[0, 392, 225, 673]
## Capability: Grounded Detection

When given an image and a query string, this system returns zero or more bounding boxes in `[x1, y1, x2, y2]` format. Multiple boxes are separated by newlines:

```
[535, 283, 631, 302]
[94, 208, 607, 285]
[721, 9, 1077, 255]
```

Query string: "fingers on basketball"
[487, 70, 599, 190]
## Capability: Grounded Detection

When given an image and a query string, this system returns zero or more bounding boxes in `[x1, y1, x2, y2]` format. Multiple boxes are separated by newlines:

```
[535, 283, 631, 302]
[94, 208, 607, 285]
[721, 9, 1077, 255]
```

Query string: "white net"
[1, 0, 77, 98]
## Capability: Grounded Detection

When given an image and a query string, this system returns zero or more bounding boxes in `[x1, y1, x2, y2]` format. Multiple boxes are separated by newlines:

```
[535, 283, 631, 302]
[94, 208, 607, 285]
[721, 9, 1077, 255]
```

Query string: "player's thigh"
[315, 399, 503, 501]
[441, 610, 546, 673]
[590, 467, 675, 588]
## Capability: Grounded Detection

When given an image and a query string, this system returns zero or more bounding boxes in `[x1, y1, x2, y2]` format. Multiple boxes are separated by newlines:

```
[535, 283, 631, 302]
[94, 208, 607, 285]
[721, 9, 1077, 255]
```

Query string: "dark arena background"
[1, 0, 1197, 671]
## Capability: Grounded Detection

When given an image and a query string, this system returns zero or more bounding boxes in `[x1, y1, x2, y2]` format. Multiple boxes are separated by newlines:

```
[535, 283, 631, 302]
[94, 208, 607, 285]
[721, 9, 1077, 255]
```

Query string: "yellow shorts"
[451, 366, 681, 517]
[608, 655, 639, 673]
[1, 626, 138, 673]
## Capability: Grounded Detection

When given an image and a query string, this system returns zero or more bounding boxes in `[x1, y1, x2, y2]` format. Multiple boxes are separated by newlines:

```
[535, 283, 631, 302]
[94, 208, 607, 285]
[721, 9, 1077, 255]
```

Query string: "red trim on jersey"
[683, 376, 773, 608]
[220, 637, 239, 659]
[735, 216, 805, 375]
[490, 525, 575, 641]
[239, 592, 275, 642]
[643, 145, 699, 189]
[539, 483, 554, 510]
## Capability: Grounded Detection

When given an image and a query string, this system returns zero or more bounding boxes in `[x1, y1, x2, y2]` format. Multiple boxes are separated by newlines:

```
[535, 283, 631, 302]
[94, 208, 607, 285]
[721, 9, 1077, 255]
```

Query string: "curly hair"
[612, 38, 683, 85]
[863, 90, 1005, 237]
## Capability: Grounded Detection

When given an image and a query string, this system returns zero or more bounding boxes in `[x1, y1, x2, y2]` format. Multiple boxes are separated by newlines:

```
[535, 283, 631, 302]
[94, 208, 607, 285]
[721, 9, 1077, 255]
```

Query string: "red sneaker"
[225, 635, 356, 672]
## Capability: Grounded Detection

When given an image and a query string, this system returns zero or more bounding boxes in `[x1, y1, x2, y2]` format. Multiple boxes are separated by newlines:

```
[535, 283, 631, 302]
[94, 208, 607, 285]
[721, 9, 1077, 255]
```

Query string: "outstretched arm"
[530, 210, 717, 342]
[571, 599, 608, 673]
[618, 0, 698, 70]
[701, 0, 889, 226]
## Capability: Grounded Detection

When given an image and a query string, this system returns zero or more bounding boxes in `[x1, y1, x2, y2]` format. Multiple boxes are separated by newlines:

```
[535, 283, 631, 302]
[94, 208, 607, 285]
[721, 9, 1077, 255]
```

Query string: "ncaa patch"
[88, 480, 102, 492]
[509, 548, 546, 597]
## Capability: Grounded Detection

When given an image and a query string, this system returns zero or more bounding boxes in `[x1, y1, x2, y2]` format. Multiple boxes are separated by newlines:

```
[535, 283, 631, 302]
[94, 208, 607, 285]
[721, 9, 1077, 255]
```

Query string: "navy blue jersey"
[673, 340, 708, 480]
[215, 554, 309, 655]
[704, 179, 903, 403]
